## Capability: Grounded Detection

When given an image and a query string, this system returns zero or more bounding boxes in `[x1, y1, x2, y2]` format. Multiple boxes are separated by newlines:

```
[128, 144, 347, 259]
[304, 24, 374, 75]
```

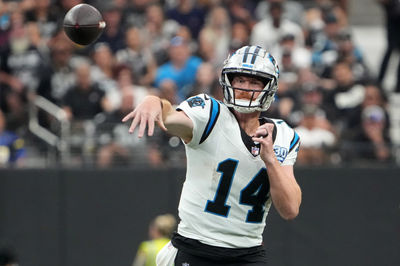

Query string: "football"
[63, 4, 106, 46]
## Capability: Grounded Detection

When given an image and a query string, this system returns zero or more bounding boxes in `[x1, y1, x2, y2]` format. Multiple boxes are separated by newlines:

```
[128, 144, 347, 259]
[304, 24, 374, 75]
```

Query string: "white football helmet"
[220, 45, 279, 113]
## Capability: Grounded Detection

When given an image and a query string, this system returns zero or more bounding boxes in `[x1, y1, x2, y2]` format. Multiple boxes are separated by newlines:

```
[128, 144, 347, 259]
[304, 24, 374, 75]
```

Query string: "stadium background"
[1, 0, 400, 265]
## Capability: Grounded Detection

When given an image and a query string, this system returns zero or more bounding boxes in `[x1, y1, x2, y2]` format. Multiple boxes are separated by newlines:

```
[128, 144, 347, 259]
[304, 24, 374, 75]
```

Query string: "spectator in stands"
[96, 89, 148, 168]
[339, 82, 392, 163]
[96, 3, 125, 53]
[250, 0, 304, 51]
[271, 33, 312, 69]
[154, 36, 202, 102]
[24, 0, 59, 47]
[175, 25, 197, 54]
[267, 64, 319, 127]
[282, 70, 328, 127]
[229, 21, 251, 53]
[166, 0, 206, 39]
[0, 9, 34, 133]
[278, 48, 300, 88]
[141, 3, 179, 66]
[0, 86, 28, 133]
[255, 0, 304, 26]
[346, 83, 389, 130]
[0, 110, 25, 167]
[321, 61, 365, 126]
[226, 0, 257, 29]
[37, 31, 80, 104]
[115, 26, 157, 87]
[198, 6, 231, 69]
[335, 29, 368, 81]
[124, 0, 152, 28]
[295, 104, 337, 165]
[343, 105, 392, 163]
[132, 214, 177, 266]
[90, 42, 120, 111]
[181, 62, 220, 99]
[0, 8, 44, 94]
[61, 62, 111, 121]
[308, 5, 355, 70]
[311, 12, 343, 76]
[318, 1, 348, 27]
[113, 64, 150, 108]
[157, 79, 179, 106]
[303, 1, 348, 51]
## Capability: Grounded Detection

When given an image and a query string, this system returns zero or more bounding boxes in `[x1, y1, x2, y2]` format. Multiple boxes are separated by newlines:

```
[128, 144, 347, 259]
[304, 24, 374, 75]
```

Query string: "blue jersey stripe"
[199, 98, 220, 144]
[289, 131, 300, 152]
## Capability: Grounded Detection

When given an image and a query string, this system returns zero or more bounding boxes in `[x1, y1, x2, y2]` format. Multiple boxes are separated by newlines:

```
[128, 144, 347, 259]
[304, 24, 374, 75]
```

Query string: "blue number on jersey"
[205, 159, 270, 223]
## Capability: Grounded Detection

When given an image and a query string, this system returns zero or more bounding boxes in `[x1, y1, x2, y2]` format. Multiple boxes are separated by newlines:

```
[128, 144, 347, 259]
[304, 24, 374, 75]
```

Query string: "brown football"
[63, 4, 106, 46]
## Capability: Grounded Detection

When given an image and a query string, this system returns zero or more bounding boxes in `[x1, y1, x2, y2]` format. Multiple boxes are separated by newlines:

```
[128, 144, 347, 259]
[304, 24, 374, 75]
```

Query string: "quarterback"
[123, 45, 302, 265]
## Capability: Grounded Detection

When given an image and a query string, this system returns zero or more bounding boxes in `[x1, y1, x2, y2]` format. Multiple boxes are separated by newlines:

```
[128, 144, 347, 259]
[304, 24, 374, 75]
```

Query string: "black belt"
[171, 232, 267, 263]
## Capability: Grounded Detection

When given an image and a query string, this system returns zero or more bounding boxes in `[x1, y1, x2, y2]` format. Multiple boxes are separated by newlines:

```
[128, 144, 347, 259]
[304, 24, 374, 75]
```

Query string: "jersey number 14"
[205, 159, 270, 223]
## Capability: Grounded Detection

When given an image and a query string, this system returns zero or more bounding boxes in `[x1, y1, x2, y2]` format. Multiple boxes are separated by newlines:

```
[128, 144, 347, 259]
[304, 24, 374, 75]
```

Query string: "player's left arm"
[253, 123, 302, 220]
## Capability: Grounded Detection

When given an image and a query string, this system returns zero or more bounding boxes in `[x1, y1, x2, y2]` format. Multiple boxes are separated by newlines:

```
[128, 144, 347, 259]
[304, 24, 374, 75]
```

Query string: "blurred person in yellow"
[132, 214, 177, 266]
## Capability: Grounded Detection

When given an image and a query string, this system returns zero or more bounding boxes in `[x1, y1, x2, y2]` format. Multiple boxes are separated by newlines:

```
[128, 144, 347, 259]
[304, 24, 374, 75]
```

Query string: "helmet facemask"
[221, 72, 277, 113]
[219, 46, 280, 113]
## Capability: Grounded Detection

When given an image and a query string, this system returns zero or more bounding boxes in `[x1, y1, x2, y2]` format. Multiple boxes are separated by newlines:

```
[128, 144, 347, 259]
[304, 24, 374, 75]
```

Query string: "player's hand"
[252, 123, 276, 165]
[121, 95, 167, 138]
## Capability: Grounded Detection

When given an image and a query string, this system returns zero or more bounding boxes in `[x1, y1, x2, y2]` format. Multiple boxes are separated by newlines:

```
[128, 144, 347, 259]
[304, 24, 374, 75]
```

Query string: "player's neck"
[234, 110, 261, 136]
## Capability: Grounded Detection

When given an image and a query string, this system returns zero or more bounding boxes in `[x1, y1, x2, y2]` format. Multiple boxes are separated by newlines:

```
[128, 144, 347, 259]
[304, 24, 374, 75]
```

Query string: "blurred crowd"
[0, 0, 398, 168]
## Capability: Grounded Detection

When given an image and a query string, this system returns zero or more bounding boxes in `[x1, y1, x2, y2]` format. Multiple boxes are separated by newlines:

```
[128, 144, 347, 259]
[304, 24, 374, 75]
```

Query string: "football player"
[123, 45, 302, 265]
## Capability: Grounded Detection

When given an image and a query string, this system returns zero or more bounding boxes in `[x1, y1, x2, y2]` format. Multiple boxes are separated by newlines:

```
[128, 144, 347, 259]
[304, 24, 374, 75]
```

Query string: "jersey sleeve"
[176, 94, 220, 147]
[282, 127, 300, 166]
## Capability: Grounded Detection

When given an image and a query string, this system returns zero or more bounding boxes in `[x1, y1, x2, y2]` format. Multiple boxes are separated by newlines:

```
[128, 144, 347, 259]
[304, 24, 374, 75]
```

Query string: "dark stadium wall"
[0, 167, 399, 266]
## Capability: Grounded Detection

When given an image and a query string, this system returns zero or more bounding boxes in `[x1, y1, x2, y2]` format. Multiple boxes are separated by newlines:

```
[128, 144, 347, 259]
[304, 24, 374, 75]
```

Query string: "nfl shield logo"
[251, 145, 260, 156]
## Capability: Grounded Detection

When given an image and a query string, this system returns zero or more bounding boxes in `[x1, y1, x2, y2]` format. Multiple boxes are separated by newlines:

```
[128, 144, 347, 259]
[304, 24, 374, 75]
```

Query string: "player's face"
[231, 75, 264, 100]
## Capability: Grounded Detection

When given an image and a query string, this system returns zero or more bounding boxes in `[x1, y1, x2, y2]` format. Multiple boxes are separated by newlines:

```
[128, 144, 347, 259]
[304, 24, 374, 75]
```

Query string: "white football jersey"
[175, 94, 300, 248]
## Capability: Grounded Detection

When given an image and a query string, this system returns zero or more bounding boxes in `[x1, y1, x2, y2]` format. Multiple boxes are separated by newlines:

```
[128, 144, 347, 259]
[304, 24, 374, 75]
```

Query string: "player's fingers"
[265, 124, 274, 140]
[122, 111, 135, 122]
[128, 114, 140, 134]
[137, 114, 148, 138]
[252, 136, 266, 144]
[255, 127, 268, 138]
[147, 116, 155, 136]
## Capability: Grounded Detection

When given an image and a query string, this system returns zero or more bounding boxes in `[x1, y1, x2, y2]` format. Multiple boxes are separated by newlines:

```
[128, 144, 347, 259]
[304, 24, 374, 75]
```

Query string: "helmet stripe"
[250, 46, 261, 64]
[242, 46, 251, 63]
